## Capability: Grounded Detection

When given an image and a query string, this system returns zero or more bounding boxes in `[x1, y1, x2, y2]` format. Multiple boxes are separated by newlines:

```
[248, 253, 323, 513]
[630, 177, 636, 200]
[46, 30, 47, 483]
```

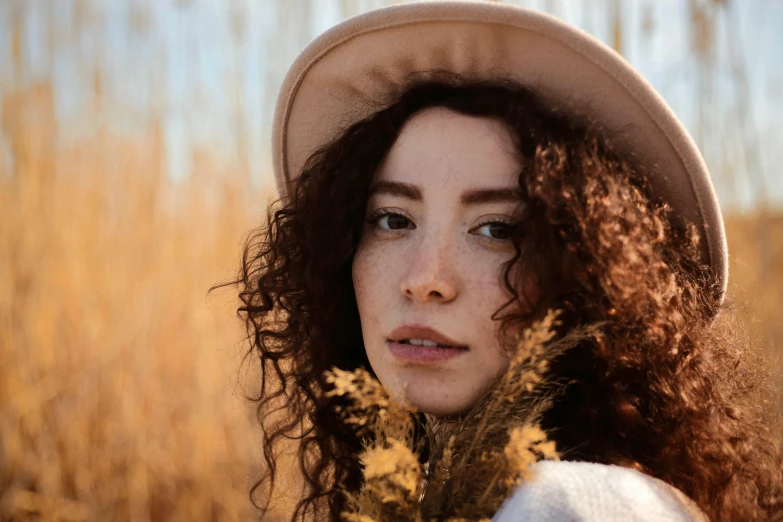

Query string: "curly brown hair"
[235, 74, 783, 521]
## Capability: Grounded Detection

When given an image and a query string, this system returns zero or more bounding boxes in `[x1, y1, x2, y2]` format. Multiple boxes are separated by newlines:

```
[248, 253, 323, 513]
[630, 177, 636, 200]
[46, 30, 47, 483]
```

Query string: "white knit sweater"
[492, 461, 708, 521]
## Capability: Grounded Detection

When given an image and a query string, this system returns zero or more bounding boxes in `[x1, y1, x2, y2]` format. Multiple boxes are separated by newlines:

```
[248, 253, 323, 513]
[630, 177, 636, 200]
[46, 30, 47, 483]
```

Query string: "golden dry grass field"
[0, 83, 284, 521]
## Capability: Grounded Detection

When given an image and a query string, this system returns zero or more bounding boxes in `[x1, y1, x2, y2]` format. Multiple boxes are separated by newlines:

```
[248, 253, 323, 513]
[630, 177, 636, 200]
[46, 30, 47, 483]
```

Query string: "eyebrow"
[368, 180, 522, 205]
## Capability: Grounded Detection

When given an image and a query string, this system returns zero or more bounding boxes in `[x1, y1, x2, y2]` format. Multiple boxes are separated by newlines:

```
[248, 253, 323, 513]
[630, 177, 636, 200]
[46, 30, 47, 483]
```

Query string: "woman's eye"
[372, 212, 413, 231]
[474, 221, 513, 240]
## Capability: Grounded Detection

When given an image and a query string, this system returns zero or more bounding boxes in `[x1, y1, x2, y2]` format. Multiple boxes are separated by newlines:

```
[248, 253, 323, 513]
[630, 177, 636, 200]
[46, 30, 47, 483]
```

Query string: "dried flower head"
[325, 368, 392, 427]
[502, 424, 559, 488]
[361, 438, 422, 504]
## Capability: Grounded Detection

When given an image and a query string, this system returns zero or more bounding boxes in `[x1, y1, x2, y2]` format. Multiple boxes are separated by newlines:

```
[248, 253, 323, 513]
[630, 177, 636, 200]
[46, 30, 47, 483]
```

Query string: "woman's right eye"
[368, 211, 414, 232]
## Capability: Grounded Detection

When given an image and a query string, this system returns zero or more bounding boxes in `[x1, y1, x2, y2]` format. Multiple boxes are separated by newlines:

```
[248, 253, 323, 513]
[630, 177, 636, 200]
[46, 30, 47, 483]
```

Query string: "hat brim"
[272, 1, 727, 298]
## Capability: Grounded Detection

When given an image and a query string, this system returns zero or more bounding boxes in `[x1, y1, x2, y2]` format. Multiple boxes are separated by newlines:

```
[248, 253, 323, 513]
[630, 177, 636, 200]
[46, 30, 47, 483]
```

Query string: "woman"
[237, 3, 783, 521]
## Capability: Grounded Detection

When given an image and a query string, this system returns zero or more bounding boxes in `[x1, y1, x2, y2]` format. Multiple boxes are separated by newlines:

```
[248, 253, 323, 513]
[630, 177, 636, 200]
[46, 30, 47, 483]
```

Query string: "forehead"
[375, 107, 522, 189]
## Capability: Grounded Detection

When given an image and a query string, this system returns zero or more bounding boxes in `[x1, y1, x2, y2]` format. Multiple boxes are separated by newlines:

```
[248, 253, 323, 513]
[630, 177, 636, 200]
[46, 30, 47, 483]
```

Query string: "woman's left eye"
[472, 221, 513, 240]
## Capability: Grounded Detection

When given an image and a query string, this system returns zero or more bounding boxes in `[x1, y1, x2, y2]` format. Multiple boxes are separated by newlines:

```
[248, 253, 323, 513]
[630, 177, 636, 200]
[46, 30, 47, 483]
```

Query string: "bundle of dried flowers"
[325, 310, 595, 522]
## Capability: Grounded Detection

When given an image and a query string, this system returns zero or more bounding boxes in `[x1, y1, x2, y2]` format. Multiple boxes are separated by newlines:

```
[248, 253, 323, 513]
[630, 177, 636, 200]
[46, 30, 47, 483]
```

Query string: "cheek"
[462, 251, 514, 307]
[352, 247, 371, 316]
[352, 241, 395, 318]
[464, 253, 539, 352]
[478, 253, 541, 315]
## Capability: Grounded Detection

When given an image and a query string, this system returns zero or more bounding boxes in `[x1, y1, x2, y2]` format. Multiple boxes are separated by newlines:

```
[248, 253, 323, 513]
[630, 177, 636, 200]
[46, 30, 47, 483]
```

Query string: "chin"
[402, 386, 480, 417]
[371, 363, 489, 417]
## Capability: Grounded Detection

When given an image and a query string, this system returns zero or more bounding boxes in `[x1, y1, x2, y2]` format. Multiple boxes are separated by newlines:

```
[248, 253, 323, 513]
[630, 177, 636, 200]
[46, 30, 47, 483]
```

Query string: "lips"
[387, 324, 467, 349]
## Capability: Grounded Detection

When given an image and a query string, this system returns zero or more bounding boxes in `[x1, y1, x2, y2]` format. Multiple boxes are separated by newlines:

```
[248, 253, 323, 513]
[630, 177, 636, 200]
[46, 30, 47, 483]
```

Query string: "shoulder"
[492, 460, 708, 522]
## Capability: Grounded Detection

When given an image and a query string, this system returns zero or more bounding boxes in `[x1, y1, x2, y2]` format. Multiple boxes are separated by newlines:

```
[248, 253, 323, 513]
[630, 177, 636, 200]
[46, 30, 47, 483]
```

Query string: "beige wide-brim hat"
[272, 0, 728, 299]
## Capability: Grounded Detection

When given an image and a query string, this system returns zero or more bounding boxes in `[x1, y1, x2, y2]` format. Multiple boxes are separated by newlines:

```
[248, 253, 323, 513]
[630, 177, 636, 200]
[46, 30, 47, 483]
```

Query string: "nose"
[400, 234, 459, 303]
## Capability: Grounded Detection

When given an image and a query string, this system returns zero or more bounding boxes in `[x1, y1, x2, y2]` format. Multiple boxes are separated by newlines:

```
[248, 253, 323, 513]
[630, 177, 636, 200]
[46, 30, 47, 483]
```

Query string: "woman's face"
[352, 107, 528, 416]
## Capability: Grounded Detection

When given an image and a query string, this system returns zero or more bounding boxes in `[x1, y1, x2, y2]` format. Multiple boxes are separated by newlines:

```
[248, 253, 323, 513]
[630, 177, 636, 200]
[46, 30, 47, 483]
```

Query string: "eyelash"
[366, 209, 514, 241]
[366, 209, 413, 233]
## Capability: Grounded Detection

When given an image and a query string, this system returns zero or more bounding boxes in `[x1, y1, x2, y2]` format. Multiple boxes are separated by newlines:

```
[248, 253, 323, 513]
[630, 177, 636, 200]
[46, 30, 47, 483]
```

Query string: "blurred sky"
[0, 0, 781, 211]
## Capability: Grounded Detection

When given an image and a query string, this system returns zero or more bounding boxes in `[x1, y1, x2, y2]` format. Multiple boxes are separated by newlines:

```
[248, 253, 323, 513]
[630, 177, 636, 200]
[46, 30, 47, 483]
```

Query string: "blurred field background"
[1, 1, 781, 521]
